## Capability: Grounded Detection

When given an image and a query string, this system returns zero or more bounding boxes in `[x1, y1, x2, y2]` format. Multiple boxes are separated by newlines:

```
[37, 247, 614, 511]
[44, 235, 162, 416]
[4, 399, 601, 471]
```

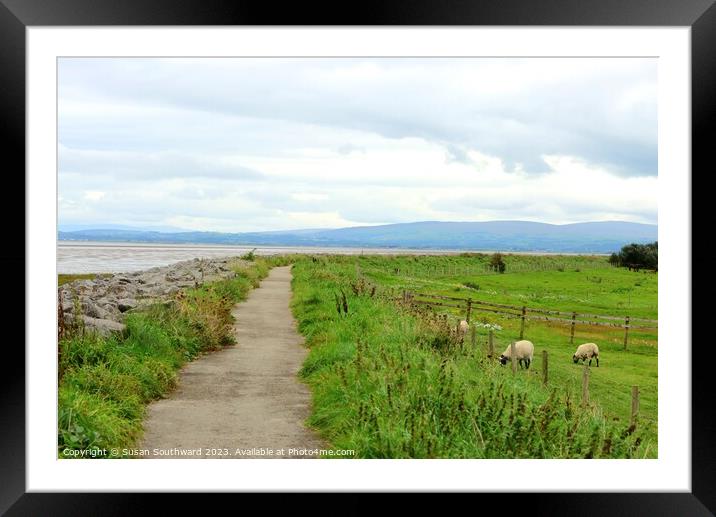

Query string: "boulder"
[81, 300, 110, 320]
[117, 298, 138, 313]
[81, 316, 126, 336]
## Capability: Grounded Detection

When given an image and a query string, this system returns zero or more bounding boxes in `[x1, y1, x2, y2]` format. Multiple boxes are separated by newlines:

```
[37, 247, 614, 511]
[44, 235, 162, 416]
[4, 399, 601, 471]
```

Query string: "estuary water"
[56, 241, 465, 274]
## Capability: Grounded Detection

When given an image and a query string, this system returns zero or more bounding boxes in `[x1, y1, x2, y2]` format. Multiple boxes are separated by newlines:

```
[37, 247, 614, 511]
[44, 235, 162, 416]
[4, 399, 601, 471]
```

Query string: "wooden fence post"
[466, 299, 472, 323]
[542, 350, 548, 385]
[623, 316, 630, 350]
[488, 330, 494, 358]
[519, 306, 526, 339]
[570, 311, 577, 344]
[582, 364, 590, 407]
[510, 341, 517, 375]
[630, 386, 640, 428]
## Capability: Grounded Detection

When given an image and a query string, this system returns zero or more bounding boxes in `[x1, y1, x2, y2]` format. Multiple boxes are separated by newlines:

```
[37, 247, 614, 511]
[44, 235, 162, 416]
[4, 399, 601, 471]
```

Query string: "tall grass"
[57, 257, 286, 457]
[291, 257, 651, 458]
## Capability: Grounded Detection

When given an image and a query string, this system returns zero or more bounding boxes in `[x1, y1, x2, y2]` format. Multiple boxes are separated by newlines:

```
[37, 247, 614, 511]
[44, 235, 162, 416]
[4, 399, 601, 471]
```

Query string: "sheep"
[573, 342, 599, 367]
[499, 340, 534, 369]
[457, 320, 469, 341]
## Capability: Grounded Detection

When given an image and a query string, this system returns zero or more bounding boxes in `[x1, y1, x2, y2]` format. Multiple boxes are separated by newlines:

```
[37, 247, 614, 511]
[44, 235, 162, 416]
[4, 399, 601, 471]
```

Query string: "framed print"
[3, 0, 713, 513]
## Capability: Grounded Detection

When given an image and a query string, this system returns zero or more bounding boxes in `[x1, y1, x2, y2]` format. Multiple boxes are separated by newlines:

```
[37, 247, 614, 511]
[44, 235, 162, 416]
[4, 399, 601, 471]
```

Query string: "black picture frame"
[3, 0, 711, 514]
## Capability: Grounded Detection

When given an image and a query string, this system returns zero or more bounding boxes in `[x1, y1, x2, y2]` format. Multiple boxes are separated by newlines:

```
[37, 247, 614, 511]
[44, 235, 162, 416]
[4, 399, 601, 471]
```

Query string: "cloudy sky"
[58, 58, 657, 232]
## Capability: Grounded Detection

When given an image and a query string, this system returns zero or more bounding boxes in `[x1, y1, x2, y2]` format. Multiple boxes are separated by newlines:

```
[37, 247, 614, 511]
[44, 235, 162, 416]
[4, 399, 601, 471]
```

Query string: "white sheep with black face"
[499, 340, 534, 369]
[457, 320, 469, 340]
[573, 342, 600, 367]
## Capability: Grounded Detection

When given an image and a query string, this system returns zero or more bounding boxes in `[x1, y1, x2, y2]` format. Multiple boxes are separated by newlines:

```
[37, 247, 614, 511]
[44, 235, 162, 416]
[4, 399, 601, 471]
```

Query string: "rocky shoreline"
[59, 257, 248, 335]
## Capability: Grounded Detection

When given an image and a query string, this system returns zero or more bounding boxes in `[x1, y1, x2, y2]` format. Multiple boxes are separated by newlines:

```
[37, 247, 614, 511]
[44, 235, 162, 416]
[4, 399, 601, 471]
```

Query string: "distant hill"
[57, 220, 657, 253]
[58, 223, 189, 233]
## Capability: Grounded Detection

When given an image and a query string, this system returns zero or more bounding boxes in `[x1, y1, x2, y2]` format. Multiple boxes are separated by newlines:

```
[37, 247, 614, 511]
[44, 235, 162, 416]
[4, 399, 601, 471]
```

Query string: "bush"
[611, 242, 657, 270]
[489, 253, 506, 273]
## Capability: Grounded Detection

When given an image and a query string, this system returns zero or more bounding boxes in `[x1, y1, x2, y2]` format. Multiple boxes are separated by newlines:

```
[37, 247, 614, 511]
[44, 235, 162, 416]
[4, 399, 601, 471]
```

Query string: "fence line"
[405, 295, 657, 330]
[399, 290, 657, 347]
[409, 292, 656, 323]
[365, 275, 657, 347]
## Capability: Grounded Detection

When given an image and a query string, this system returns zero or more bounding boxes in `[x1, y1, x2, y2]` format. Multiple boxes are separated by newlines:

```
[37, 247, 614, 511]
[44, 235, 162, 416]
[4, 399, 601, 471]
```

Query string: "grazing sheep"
[457, 320, 469, 340]
[499, 340, 535, 369]
[573, 342, 600, 367]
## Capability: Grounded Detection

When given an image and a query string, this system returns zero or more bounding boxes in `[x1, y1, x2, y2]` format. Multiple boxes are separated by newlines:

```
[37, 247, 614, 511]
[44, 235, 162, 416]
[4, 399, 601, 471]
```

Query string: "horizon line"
[58, 218, 658, 234]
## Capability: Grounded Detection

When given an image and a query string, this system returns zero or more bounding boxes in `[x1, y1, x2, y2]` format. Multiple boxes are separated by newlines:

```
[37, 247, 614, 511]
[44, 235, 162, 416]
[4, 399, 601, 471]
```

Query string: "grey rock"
[82, 300, 110, 320]
[81, 316, 126, 336]
[58, 256, 249, 333]
[117, 299, 137, 313]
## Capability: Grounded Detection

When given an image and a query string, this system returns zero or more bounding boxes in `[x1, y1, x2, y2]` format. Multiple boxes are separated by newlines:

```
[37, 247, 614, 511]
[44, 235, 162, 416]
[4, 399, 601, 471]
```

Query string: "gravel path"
[139, 266, 324, 458]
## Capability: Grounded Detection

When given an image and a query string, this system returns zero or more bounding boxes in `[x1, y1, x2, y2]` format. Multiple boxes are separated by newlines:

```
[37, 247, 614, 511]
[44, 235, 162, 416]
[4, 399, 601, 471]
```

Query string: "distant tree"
[489, 252, 506, 273]
[612, 242, 657, 271]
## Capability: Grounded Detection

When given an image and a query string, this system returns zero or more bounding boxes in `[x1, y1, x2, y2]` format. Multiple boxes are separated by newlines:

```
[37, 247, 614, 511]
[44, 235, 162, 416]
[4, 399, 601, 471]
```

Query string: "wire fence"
[395, 290, 657, 350]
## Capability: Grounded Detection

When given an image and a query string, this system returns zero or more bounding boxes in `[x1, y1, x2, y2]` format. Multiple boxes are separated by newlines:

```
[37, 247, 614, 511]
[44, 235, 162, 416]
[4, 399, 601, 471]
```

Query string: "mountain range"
[57, 220, 657, 253]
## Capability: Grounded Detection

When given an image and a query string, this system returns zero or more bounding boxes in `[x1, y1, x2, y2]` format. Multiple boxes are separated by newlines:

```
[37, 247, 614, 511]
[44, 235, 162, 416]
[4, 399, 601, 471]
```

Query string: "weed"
[241, 248, 257, 261]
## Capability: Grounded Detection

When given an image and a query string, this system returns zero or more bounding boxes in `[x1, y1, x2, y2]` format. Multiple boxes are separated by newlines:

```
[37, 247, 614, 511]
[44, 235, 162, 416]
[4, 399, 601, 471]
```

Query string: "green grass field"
[291, 253, 657, 458]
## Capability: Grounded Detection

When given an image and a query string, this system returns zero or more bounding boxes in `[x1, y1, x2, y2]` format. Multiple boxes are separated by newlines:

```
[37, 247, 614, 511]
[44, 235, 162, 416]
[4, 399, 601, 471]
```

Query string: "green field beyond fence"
[400, 290, 656, 349]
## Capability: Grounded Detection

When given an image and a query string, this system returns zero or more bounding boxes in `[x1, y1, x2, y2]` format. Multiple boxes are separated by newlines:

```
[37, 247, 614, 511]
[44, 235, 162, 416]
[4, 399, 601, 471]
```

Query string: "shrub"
[612, 242, 657, 270]
[489, 253, 506, 273]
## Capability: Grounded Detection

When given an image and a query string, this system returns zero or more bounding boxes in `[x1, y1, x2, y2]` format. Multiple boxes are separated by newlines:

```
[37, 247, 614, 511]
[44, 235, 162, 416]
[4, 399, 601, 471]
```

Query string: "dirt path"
[139, 265, 325, 458]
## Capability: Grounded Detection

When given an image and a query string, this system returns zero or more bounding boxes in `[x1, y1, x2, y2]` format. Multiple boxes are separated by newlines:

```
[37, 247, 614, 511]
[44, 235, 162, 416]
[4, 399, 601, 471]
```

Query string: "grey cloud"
[59, 146, 265, 181]
[59, 58, 657, 178]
